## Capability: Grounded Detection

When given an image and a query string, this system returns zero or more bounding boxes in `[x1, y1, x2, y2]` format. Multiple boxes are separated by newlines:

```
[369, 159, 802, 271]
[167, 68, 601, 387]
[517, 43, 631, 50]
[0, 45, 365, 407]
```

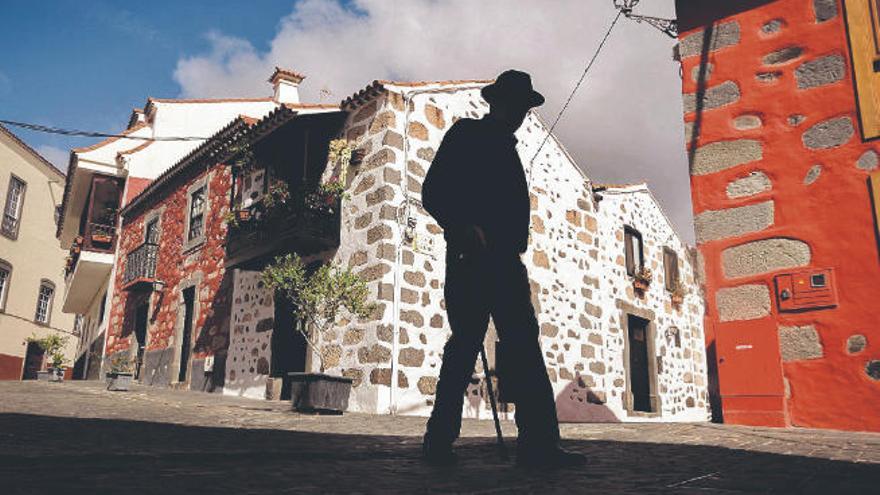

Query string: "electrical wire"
[0, 119, 209, 142]
[528, 8, 623, 175]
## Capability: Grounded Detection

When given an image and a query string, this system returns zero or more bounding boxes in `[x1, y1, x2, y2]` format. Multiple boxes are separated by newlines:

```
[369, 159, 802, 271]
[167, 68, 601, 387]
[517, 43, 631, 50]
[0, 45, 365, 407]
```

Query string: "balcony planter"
[670, 281, 686, 309]
[91, 233, 113, 244]
[288, 372, 353, 413]
[235, 209, 252, 222]
[106, 372, 134, 391]
[632, 267, 653, 294]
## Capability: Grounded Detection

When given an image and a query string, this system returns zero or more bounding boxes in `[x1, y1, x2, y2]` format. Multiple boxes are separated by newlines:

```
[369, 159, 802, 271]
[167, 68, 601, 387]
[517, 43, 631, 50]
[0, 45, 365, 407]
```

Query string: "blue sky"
[0, 1, 694, 240]
[0, 0, 301, 166]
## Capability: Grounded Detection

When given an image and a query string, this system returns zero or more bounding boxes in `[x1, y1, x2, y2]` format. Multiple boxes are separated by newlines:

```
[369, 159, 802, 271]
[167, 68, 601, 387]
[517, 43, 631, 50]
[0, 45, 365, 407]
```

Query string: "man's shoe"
[515, 446, 586, 469]
[422, 440, 458, 466]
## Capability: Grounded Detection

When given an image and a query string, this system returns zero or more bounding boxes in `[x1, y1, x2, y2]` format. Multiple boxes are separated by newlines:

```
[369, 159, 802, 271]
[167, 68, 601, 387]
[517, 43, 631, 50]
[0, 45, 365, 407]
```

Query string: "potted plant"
[262, 253, 375, 413]
[632, 266, 653, 292]
[26, 334, 69, 382]
[105, 355, 135, 391]
[670, 280, 687, 308]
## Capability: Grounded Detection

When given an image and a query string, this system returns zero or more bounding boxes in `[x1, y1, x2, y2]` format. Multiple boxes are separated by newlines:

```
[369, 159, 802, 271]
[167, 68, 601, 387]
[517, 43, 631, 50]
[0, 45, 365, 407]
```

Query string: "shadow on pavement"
[1, 413, 877, 494]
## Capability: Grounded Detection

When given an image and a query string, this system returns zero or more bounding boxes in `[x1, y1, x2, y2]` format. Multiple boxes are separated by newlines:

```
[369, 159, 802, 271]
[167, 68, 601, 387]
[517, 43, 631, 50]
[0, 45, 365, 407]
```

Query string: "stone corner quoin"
[690, 139, 763, 176]
[694, 201, 775, 244]
[716, 284, 772, 323]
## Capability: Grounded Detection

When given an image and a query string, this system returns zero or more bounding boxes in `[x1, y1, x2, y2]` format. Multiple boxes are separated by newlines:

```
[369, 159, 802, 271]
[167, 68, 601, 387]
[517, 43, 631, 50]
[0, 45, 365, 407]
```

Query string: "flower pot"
[48, 367, 64, 382]
[236, 210, 252, 222]
[671, 294, 684, 306]
[633, 279, 650, 292]
[36, 371, 51, 382]
[106, 372, 134, 391]
[287, 372, 353, 414]
[91, 234, 112, 244]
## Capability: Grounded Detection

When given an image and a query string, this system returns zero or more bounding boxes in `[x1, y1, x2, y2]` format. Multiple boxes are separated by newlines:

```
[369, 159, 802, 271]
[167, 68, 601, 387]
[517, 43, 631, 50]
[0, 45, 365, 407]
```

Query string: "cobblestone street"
[1, 381, 878, 494]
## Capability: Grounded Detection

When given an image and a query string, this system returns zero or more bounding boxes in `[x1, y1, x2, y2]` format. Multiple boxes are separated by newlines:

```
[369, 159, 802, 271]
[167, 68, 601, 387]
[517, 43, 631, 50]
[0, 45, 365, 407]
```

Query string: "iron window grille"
[35, 281, 55, 324]
[188, 187, 205, 242]
[0, 261, 10, 311]
[2, 175, 26, 239]
[624, 226, 644, 277]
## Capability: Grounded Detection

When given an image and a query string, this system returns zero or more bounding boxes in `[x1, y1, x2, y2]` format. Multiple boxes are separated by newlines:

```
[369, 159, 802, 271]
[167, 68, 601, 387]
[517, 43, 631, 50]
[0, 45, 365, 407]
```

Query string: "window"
[145, 217, 160, 244]
[624, 226, 644, 277]
[0, 260, 10, 312]
[34, 280, 55, 325]
[844, 0, 880, 138]
[663, 247, 680, 292]
[187, 185, 206, 244]
[2, 175, 26, 239]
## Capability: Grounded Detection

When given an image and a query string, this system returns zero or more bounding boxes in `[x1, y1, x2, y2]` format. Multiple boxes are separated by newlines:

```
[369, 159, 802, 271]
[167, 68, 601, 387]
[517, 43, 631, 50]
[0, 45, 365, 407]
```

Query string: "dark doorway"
[134, 302, 149, 380]
[85, 332, 105, 380]
[179, 287, 195, 384]
[22, 341, 45, 380]
[272, 290, 308, 399]
[627, 314, 652, 413]
[72, 354, 86, 380]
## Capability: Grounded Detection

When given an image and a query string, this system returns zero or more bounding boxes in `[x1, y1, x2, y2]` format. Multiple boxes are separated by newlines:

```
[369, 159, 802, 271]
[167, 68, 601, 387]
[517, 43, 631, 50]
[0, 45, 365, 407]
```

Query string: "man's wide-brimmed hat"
[481, 70, 545, 108]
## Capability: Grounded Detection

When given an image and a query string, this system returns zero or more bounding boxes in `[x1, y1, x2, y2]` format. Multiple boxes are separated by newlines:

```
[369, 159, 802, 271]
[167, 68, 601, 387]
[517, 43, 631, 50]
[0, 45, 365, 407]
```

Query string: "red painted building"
[106, 119, 245, 390]
[676, 0, 880, 431]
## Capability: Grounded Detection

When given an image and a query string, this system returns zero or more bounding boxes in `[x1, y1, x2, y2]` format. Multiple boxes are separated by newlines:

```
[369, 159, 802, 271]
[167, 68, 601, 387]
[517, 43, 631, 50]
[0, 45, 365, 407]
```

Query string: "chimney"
[269, 67, 305, 104]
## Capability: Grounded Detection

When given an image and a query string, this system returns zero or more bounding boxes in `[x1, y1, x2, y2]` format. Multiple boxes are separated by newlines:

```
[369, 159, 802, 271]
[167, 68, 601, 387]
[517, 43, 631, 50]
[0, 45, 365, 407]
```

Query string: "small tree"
[26, 334, 69, 369]
[261, 254, 374, 373]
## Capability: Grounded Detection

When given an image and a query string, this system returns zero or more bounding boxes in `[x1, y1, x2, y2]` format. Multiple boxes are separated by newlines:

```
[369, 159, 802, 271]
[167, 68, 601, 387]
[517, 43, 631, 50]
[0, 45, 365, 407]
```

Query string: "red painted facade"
[0, 354, 23, 380]
[107, 161, 233, 384]
[677, 0, 880, 431]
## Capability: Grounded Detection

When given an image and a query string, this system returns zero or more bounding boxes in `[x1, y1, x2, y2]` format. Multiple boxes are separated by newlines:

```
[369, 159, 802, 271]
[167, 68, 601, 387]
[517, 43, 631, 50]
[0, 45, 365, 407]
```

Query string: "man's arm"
[422, 120, 469, 230]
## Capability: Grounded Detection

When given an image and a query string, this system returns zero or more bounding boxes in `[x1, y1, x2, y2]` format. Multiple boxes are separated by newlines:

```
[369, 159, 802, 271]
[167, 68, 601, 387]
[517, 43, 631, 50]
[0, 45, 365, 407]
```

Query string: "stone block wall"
[592, 186, 708, 422]
[678, 0, 880, 431]
[320, 82, 709, 422]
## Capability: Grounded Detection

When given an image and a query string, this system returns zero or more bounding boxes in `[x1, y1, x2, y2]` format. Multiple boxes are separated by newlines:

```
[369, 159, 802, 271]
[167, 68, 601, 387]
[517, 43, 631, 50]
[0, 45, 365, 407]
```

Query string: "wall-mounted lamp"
[152, 280, 166, 292]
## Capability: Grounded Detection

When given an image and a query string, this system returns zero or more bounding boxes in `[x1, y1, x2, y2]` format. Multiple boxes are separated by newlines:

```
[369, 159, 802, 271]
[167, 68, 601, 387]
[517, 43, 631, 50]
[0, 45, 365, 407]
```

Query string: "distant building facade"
[676, 0, 880, 431]
[0, 124, 77, 379]
[103, 74, 708, 422]
[57, 70, 305, 379]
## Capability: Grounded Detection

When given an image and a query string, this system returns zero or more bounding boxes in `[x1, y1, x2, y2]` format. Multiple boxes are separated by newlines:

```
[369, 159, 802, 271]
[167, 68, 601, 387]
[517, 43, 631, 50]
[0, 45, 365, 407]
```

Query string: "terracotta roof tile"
[147, 97, 275, 105]
[269, 67, 306, 84]
[341, 79, 492, 109]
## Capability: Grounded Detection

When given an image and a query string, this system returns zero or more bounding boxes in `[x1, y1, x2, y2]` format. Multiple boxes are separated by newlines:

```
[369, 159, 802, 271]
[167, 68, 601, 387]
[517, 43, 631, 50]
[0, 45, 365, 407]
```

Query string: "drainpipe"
[387, 84, 487, 415]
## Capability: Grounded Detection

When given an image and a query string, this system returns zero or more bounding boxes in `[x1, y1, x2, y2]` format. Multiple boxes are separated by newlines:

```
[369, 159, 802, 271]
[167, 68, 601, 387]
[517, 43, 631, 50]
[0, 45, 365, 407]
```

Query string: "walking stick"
[479, 344, 509, 461]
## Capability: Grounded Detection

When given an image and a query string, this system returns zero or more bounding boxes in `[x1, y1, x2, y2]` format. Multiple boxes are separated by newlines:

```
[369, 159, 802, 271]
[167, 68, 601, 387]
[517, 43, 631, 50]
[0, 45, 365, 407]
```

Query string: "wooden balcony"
[225, 205, 340, 268]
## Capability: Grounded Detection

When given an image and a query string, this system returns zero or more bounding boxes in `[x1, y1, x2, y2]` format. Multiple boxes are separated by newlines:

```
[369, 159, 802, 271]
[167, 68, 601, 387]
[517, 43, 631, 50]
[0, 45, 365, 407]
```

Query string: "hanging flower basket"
[670, 281, 686, 308]
[236, 209, 252, 222]
[632, 267, 653, 293]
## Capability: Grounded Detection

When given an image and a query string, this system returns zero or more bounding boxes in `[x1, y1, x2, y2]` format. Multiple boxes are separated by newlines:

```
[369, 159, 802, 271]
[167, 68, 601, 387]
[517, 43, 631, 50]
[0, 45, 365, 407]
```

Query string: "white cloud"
[173, 0, 693, 241]
[36, 145, 70, 172]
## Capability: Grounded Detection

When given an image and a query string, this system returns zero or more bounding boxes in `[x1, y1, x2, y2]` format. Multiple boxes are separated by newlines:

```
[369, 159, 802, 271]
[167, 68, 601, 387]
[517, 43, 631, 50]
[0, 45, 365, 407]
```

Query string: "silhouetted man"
[421, 70, 586, 469]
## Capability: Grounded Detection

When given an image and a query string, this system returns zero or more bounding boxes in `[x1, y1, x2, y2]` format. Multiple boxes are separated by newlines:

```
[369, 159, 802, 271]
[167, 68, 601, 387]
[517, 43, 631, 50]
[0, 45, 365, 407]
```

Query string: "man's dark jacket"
[421, 117, 530, 254]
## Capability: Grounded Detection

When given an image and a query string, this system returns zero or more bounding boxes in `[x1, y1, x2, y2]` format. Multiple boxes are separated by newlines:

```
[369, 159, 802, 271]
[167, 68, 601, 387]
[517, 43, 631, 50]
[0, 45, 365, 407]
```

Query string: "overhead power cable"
[528, 8, 623, 176]
[0, 119, 209, 142]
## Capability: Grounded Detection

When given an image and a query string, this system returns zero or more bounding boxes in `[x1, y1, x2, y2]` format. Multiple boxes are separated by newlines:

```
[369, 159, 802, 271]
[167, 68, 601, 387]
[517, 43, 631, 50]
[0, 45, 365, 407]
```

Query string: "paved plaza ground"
[0, 381, 877, 493]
